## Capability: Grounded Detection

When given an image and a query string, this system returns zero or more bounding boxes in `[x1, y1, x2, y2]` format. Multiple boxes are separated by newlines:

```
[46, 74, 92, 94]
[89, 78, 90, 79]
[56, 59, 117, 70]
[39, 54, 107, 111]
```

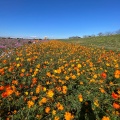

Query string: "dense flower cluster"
[0, 40, 120, 119]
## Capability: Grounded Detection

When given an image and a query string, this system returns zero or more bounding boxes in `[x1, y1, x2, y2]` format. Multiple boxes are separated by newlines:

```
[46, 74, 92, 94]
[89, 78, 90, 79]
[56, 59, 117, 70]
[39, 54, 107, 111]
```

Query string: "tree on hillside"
[98, 32, 104, 36]
[105, 32, 112, 36]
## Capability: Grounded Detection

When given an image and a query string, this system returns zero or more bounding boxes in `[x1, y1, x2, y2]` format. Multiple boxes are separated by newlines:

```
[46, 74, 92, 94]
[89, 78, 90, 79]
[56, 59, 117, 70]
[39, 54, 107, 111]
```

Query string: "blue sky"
[0, 0, 120, 39]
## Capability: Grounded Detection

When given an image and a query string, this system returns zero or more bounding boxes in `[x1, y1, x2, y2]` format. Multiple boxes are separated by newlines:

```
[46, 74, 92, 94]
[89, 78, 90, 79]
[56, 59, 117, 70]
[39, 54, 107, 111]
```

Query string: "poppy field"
[0, 40, 120, 120]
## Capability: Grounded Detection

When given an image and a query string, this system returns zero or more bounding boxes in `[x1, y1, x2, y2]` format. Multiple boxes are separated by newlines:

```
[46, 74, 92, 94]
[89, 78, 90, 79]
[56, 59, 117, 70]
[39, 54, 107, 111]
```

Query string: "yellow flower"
[30, 92, 33, 95]
[54, 116, 60, 120]
[71, 64, 74, 67]
[64, 112, 74, 120]
[77, 72, 80, 76]
[78, 94, 83, 102]
[106, 63, 110, 67]
[36, 64, 40, 68]
[93, 74, 97, 79]
[35, 68, 39, 72]
[16, 64, 20, 67]
[36, 114, 41, 119]
[94, 99, 99, 107]
[43, 87, 47, 91]
[24, 91, 28, 95]
[16, 57, 19, 61]
[21, 69, 25, 73]
[102, 116, 110, 120]
[47, 90, 54, 98]
[27, 100, 34, 108]
[27, 58, 31, 62]
[90, 79, 95, 83]
[80, 81, 83, 85]
[54, 70, 58, 73]
[117, 90, 120, 95]
[52, 110, 56, 115]
[57, 68, 61, 74]
[68, 68, 71, 71]
[77, 64, 82, 68]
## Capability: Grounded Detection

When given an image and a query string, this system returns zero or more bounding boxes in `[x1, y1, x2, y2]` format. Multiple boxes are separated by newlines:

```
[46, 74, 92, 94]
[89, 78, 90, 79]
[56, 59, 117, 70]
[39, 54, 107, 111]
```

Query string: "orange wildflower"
[36, 85, 41, 94]
[20, 73, 24, 77]
[56, 102, 64, 110]
[2, 59, 7, 64]
[15, 91, 20, 96]
[47, 90, 54, 97]
[54, 116, 59, 120]
[101, 72, 107, 79]
[45, 107, 50, 113]
[62, 86, 67, 94]
[0, 68, 5, 75]
[29, 68, 33, 73]
[64, 112, 74, 120]
[112, 92, 119, 99]
[80, 81, 83, 85]
[46, 72, 51, 77]
[71, 75, 76, 79]
[56, 86, 62, 92]
[78, 94, 83, 102]
[99, 88, 106, 93]
[1, 92, 8, 98]
[114, 70, 120, 78]
[36, 64, 40, 68]
[0, 86, 4, 91]
[65, 76, 70, 80]
[0, 68, 4, 73]
[39, 97, 47, 106]
[27, 100, 34, 108]
[8, 66, 14, 72]
[113, 102, 120, 109]
[102, 116, 110, 120]
[6, 89, 13, 96]
[32, 77, 37, 84]
[32, 96, 38, 101]
[12, 80, 18, 85]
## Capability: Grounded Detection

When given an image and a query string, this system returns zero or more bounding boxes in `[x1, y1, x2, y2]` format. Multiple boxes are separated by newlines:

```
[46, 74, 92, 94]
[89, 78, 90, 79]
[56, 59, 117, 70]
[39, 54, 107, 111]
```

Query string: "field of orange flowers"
[0, 40, 120, 120]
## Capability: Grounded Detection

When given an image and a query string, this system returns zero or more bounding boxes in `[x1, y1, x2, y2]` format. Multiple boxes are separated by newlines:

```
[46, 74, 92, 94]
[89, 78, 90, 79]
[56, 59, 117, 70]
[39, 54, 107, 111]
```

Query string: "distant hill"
[59, 34, 120, 51]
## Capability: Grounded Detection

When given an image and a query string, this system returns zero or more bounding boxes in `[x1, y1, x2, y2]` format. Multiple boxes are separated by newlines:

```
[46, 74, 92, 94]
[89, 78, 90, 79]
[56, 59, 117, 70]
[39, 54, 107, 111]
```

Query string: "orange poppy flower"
[101, 72, 107, 79]
[2, 59, 7, 64]
[0, 86, 4, 91]
[45, 107, 50, 113]
[20, 73, 24, 77]
[102, 116, 110, 120]
[1, 92, 8, 98]
[112, 92, 119, 99]
[32, 77, 37, 84]
[113, 102, 120, 109]
[12, 80, 18, 85]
